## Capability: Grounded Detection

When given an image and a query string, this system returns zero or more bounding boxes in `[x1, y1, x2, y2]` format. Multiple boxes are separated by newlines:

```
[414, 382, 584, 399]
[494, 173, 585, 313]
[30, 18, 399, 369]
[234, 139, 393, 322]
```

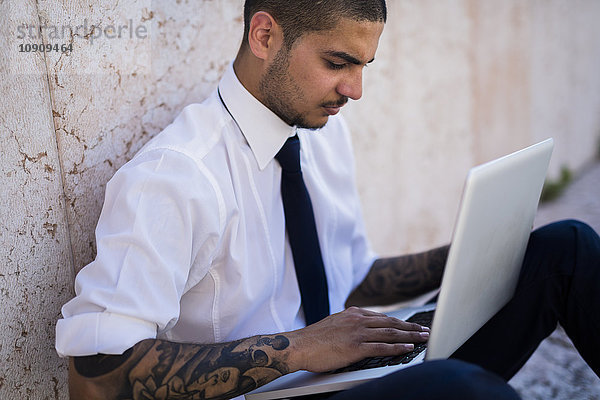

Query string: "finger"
[360, 342, 416, 358]
[363, 315, 429, 332]
[345, 307, 388, 318]
[341, 307, 430, 332]
[366, 327, 430, 344]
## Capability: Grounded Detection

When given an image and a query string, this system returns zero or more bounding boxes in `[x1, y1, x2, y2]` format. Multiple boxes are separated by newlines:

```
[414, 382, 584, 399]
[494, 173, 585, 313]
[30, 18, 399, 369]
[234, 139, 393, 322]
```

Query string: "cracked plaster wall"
[1, 0, 600, 398]
[1, 2, 75, 398]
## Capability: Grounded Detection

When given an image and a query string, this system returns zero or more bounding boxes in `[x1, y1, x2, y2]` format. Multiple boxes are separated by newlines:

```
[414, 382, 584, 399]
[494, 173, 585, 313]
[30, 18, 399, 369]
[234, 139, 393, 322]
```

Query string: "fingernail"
[422, 326, 430, 332]
[420, 332, 430, 338]
[405, 344, 415, 350]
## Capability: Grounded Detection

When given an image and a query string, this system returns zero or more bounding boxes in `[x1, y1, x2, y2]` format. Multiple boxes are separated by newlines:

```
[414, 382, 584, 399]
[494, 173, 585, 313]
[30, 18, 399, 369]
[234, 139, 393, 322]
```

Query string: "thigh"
[328, 360, 520, 400]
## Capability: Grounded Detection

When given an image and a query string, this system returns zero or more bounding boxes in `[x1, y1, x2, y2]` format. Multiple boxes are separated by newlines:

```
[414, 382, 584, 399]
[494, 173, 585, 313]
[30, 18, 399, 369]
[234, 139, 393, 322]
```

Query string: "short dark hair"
[243, 0, 387, 49]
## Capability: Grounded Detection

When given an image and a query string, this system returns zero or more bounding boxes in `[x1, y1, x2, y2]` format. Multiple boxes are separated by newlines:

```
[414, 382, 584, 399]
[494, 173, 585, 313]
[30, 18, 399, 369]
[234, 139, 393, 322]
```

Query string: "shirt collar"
[218, 63, 296, 170]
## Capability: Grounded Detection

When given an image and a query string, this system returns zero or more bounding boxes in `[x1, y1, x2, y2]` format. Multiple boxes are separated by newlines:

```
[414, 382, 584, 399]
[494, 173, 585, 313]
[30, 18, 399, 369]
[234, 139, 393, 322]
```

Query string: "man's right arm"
[69, 307, 429, 399]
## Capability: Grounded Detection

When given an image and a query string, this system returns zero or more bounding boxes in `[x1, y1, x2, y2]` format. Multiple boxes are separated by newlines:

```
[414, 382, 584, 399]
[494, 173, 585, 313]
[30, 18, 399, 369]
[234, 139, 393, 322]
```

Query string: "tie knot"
[275, 135, 301, 173]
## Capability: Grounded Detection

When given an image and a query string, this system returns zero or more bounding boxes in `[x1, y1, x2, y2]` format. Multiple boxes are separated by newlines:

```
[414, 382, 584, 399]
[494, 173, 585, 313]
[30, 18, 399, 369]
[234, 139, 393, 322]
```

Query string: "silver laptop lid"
[427, 138, 554, 359]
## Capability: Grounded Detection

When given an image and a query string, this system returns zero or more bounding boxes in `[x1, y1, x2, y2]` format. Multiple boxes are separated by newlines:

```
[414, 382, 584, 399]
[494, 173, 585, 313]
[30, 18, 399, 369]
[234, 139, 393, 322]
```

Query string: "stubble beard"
[258, 48, 326, 130]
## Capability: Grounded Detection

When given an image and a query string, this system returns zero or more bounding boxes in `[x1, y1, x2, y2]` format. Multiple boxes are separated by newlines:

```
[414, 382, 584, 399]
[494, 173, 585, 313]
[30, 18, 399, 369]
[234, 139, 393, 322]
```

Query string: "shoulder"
[137, 91, 233, 165]
[104, 91, 232, 213]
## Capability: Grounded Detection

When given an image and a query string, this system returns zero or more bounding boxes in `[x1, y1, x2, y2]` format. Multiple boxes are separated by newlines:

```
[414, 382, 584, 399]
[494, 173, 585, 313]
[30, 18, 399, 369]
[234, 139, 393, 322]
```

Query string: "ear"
[247, 11, 282, 61]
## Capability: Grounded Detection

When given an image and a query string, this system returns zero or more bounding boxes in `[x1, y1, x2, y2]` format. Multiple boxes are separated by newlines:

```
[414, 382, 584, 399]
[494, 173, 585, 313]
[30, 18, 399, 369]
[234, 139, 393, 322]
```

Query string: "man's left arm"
[346, 245, 450, 307]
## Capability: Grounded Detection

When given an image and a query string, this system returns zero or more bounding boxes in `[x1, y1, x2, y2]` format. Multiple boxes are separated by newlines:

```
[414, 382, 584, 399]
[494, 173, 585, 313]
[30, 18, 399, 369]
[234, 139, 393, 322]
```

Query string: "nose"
[336, 68, 363, 101]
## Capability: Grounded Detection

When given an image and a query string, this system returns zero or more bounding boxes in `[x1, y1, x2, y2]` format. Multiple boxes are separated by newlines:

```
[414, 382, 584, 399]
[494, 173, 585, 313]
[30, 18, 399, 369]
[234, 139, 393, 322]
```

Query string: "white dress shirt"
[56, 63, 377, 358]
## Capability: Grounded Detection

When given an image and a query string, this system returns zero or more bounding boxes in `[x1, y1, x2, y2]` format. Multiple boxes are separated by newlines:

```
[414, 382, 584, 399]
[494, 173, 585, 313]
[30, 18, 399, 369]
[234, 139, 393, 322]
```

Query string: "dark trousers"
[332, 220, 600, 399]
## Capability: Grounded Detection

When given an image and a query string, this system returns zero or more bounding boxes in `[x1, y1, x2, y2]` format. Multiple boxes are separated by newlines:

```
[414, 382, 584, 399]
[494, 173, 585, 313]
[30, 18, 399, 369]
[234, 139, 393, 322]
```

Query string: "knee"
[532, 219, 587, 242]
[529, 219, 600, 263]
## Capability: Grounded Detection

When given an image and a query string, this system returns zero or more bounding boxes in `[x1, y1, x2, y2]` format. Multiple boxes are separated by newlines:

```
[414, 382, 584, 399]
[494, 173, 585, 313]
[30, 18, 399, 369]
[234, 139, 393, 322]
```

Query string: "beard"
[258, 47, 325, 130]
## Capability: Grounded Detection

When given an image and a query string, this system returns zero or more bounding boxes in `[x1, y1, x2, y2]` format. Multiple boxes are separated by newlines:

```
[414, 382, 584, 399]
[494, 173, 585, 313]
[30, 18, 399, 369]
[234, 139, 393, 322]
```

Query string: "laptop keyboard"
[329, 310, 435, 374]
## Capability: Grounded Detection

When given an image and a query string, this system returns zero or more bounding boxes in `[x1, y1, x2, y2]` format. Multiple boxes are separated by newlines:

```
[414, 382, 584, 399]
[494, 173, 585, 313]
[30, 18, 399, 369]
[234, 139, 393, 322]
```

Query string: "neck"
[233, 46, 264, 103]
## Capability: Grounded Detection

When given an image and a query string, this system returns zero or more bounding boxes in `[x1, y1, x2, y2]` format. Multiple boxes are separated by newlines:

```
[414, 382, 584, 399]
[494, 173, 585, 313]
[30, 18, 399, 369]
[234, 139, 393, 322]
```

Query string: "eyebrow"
[323, 50, 375, 66]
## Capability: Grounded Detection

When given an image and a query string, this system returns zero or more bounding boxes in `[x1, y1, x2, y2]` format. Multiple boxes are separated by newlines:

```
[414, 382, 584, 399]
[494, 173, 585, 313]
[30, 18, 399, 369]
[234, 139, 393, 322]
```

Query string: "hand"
[287, 307, 430, 373]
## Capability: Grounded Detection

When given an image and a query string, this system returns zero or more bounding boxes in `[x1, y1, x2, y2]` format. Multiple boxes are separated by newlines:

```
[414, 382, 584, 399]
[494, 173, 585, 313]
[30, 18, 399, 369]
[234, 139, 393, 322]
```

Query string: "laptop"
[246, 138, 554, 400]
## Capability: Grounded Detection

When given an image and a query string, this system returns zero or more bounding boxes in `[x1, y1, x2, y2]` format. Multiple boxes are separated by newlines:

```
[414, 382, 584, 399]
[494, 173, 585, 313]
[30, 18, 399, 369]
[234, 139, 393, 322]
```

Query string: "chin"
[293, 114, 329, 130]
[300, 120, 329, 130]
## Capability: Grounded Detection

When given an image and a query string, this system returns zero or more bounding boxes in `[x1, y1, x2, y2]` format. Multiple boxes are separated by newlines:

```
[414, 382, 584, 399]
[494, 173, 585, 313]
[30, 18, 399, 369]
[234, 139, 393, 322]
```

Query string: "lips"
[323, 106, 341, 115]
[322, 97, 348, 116]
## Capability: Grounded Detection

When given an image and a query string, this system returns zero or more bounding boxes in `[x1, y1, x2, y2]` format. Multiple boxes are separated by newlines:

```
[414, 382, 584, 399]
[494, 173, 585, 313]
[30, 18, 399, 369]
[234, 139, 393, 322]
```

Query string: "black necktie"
[275, 135, 330, 325]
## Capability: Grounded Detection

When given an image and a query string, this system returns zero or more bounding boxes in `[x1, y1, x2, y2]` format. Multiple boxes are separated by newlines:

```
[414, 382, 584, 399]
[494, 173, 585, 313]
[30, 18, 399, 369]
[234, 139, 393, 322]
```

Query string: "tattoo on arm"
[71, 334, 291, 399]
[346, 245, 450, 307]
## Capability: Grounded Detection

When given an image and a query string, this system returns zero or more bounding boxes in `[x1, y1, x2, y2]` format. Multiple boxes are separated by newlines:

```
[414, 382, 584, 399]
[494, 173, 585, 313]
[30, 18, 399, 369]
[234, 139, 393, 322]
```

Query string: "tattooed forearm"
[346, 245, 450, 307]
[70, 334, 292, 400]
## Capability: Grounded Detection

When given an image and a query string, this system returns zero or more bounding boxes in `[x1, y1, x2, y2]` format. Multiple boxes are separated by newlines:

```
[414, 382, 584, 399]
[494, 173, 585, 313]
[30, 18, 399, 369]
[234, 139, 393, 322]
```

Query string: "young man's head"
[235, 0, 387, 129]
[242, 0, 387, 51]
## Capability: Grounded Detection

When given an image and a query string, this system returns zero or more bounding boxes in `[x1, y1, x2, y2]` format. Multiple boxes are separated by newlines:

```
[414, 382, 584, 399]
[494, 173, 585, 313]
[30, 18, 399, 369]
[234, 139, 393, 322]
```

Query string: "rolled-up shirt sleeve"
[56, 148, 221, 357]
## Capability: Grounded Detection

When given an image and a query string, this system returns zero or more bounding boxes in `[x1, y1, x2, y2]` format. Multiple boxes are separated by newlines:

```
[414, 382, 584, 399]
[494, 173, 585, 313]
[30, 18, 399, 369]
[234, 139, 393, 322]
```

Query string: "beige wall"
[1, 1, 599, 398]
[349, 0, 600, 255]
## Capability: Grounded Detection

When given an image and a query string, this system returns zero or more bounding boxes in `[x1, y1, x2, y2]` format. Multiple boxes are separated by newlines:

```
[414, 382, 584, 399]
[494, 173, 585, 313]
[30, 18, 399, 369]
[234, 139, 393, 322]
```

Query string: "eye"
[327, 60, 346, 70]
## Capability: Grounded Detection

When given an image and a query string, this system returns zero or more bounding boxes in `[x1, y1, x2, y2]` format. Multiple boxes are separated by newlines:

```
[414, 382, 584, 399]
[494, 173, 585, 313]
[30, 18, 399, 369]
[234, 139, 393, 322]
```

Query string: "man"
[56, 1, 600, 399]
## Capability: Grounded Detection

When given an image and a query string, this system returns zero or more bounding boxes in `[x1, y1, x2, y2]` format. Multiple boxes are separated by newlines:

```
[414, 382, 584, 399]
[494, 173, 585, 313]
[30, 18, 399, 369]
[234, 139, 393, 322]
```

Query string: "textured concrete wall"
[1, 2, 75, 398]
[1, 1, 600, 398]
